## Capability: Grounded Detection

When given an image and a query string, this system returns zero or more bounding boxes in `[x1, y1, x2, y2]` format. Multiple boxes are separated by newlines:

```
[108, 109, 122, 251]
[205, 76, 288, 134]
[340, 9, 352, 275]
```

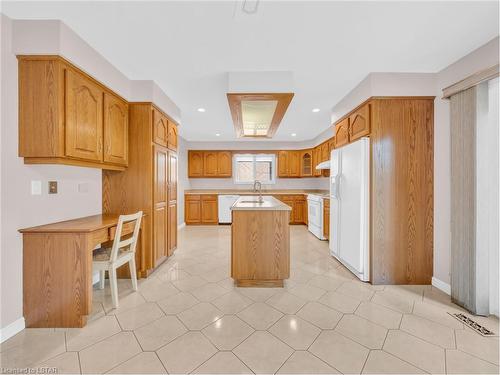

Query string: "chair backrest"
[109, 211, 143, 263]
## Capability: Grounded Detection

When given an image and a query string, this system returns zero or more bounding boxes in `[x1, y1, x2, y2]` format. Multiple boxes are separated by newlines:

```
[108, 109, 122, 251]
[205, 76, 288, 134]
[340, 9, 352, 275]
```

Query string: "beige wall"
[0, 15, 181, 336]
[1, 14, 102, 330]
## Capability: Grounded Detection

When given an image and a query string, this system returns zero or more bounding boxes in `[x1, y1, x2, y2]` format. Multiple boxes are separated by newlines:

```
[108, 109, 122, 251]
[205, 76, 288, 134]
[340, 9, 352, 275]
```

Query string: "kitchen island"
[230, 196, 291, 287]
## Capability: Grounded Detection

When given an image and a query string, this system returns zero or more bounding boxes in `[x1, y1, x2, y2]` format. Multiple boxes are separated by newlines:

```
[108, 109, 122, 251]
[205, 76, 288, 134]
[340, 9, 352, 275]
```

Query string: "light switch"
[48, 181, 58, 194]
[31, 180, 42, 195]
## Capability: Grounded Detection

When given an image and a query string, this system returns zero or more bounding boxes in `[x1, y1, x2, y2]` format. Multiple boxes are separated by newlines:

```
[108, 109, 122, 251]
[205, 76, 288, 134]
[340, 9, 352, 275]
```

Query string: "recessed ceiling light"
[215, 133, 220, 137]
[197, 108, 206, 112]
[291, 133, 297, 137]
[312, 108, 320, 113]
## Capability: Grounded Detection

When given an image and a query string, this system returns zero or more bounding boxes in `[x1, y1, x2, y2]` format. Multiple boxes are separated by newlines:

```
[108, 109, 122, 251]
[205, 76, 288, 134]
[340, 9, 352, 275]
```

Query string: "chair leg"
[109, 267, 119, 309]
[129, 258, 138, 291]
[99, 270, 106, 290]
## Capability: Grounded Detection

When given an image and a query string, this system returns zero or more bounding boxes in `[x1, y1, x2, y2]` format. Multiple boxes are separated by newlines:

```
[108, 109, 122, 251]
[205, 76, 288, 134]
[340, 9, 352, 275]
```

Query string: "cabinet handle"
[98, 139, 102, 153]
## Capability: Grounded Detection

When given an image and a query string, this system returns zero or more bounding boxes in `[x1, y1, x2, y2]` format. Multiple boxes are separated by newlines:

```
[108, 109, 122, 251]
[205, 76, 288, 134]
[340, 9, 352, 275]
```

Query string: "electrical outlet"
[48, 181, 58, 194]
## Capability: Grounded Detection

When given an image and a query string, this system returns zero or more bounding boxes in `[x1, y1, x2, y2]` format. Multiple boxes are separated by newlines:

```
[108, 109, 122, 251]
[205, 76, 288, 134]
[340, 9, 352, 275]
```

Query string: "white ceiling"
[2, 1, 499, 142]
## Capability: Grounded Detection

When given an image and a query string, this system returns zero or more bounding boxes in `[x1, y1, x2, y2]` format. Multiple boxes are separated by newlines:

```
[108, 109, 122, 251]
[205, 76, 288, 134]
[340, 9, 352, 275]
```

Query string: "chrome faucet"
[253, 180, 263, 203]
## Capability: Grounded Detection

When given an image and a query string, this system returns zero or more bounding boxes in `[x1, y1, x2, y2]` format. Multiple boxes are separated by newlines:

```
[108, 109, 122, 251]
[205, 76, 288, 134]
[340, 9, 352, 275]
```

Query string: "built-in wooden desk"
[19, 214, 144, 328]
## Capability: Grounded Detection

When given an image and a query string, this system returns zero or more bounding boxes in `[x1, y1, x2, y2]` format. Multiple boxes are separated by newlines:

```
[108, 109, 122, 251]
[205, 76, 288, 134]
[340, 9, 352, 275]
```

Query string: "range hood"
[316, 161, 330, 170]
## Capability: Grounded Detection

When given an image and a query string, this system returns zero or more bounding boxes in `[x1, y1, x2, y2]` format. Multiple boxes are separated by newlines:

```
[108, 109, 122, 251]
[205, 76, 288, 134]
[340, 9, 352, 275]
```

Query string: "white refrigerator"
[329, 137, 370, 281]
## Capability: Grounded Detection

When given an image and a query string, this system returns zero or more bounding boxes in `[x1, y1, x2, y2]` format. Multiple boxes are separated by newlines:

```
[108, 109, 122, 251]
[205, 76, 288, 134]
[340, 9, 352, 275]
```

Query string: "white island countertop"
[231, 195, 292, 211]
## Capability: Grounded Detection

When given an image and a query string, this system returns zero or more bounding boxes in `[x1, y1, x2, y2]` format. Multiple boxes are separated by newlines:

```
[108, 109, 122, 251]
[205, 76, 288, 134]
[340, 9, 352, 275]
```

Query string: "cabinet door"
[65, 69, 103, 161]
[300, 150, 313, 177]
[168, 151, 177, 203]
[153, 146, 168, 263]
[203, 152, 218, 177]
[217, 151, 232, 177]
[167, 121, 178, 151]
[313, 147, 322, 177]
[321, 142, 329, 162]
[188, 151, 204, 177]
[293, 199, 306, 223]
[349, 103, 371, 141]
[168, 202, 177, 256]
[153, 108, 168, 147]
[103, 92, 128, 166]
[323, 199, 330, 239]
[328, 137, 335, 153]
[153, 206, 167, 264]
[334, 118, 349, 148]
[201, 196, 218, 224]
[289, 151, 300, 177]
[278, 151, 289, 177]
[185, 196, 201, 224]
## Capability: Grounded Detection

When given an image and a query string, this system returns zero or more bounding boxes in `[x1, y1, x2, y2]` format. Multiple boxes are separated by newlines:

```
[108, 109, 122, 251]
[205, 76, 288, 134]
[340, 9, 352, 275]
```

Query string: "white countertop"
[231, 195, 292, 211]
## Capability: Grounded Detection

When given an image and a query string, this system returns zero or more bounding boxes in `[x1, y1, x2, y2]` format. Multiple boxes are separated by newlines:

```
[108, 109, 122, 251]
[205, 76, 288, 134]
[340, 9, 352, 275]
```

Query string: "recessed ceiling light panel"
[291, 133, 297, 137]
[312, 108, 320, 113]
[197, 108, 206, 112]
[227, 93, 294, 138]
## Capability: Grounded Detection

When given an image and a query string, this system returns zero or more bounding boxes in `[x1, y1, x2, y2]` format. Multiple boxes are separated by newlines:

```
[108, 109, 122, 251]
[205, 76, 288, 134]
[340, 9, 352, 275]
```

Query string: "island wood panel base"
[23, 232, 93, 328]
[231, 210, 290, 287]
[236, 279, 284, 288]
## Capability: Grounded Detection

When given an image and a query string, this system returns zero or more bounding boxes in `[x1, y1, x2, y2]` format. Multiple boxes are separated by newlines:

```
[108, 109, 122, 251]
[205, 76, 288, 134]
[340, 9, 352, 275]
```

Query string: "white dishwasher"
[218, 195, 240, 223]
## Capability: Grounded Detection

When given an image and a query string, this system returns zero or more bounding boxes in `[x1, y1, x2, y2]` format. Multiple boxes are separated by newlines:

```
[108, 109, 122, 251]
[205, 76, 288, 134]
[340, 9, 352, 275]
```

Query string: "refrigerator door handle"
[331, 175, 341, 200]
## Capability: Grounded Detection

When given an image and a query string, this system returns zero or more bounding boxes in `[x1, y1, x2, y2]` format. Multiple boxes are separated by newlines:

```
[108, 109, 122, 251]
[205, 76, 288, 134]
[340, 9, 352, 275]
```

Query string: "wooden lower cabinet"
[293, 197, 307, 224]
[185, 194, 218, 224]
[201, 196, 218, 224]
[323, 198, 330, 239]
[153, 205, 168, 264]
[168, 202, 177, 256]
[274, 195, 307, 224]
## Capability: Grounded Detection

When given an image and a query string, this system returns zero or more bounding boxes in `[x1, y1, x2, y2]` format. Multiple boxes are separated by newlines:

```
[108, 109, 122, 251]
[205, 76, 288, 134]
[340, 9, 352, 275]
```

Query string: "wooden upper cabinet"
[328, 137, 335, 153]
[278, 151, 289, 177]
[288, 151, 300, 177]
[153, 108, 168, 147]
[349, 103, 371, 141]
[18, 56, 128, 171]
[334, 118, 349, 148]
[65, 69, 104, 162]
[300, 150, 313, 177]
[203, 152, 218, 176]
[167, 121, 178, 151]
[217, 151, 232, 177]
[313, 147, 322, 177]
[168, 151, 177, 203]
[103, 92, 128, 166]
[188, 151, 232, 178]
[188, 151, 204, 177]
[321, 142, 329, 162]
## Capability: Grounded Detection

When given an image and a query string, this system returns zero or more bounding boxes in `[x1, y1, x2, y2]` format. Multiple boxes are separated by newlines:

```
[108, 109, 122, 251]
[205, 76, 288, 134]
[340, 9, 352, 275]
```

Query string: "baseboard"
[0, 317, 25, 343]
[178, 222, 186, 230]
[432, 277, 451, 295]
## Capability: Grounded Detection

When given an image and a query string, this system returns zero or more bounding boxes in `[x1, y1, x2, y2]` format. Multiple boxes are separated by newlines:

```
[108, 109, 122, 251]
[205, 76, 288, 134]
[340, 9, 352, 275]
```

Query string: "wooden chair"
[92, 211, 143, 308]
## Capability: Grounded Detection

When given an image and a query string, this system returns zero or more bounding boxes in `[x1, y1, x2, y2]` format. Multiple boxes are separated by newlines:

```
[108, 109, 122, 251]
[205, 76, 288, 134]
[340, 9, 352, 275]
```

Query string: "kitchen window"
[233, 154, 276, 184]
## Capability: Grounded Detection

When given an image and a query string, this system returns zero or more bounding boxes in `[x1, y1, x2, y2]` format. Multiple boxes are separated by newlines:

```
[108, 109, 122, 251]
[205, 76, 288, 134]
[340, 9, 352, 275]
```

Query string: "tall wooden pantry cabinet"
[103, 103, 178, 277]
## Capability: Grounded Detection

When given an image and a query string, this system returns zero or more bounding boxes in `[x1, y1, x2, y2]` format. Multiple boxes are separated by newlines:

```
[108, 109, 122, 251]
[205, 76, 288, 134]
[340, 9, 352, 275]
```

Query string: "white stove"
[307, 194, 326, 240]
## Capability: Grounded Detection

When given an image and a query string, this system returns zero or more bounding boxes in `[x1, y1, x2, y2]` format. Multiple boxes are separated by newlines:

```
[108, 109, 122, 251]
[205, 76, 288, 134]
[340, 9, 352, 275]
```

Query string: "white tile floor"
[1, 225, 499, 374]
